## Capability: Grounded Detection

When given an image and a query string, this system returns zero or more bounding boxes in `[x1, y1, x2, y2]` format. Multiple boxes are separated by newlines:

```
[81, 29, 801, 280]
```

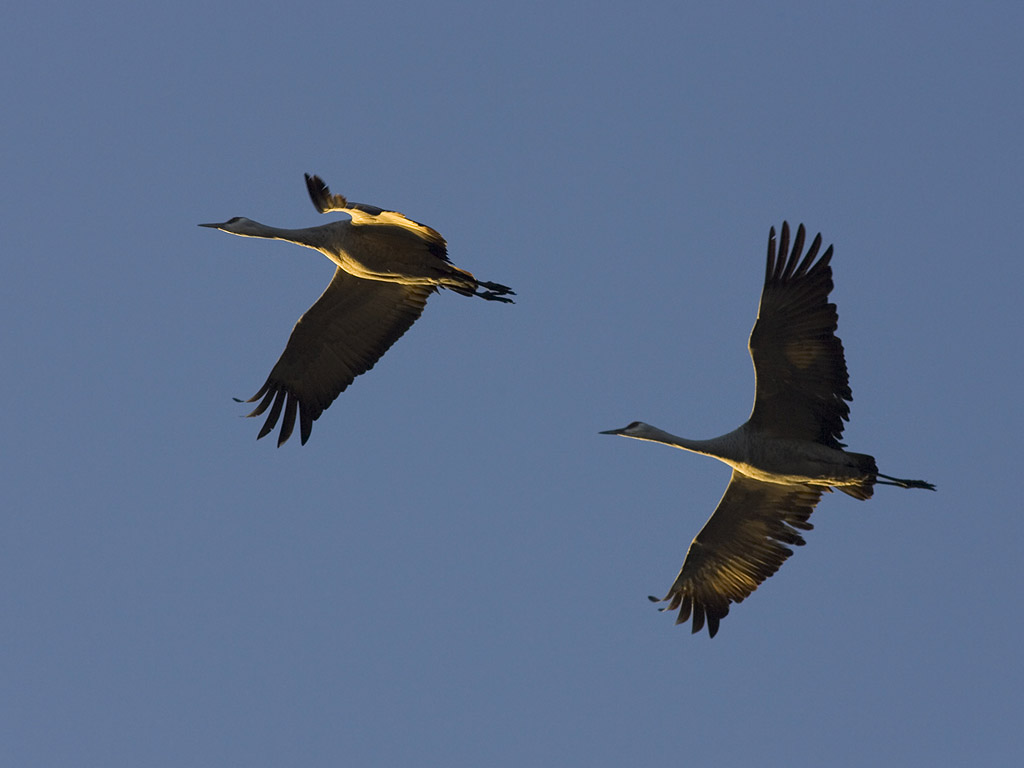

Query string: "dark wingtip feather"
[819, 244, 834, 267]
[686, 607, 704, 633]
[244, 385, 277, 417]
[304, 173, 348, 214]
[299, 404, 313, 446]
[766, 225, 778, 284]
[784, 224, 806, 279]
[277, 394, 298, 447]
[778, 222, 791, 278]
[764, 221, 837, 293]
[256, 390, 285, 440]
[305, 173, 328, 212]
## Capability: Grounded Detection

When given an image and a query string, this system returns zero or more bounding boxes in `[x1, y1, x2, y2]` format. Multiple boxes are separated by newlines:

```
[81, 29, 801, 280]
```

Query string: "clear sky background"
[3, 3, 1022, 766]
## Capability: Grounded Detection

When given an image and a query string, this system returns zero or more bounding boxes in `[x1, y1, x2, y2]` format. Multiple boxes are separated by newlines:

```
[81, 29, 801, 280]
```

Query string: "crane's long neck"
[227, 223, 329, 249]
[627, 424, 746, 462]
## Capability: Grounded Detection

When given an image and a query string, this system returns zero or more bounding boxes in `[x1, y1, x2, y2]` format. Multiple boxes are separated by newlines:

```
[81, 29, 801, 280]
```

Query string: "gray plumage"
[602, 222, 933, 638]
[201, 174, 514, 446]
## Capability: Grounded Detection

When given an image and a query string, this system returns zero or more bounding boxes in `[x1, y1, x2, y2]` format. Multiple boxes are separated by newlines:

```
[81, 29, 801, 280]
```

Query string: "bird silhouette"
[201, 174, 514, 446]
[602, 222, 933, 637]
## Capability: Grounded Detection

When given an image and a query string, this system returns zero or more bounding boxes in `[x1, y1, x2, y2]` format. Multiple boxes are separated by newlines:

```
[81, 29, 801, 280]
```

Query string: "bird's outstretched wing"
[654, 472, 824, 637]
[239, 267, 433, 446]
[748, 222, 851, 448]
[304, 173, 449, 257]
[305, 173, 353, 214]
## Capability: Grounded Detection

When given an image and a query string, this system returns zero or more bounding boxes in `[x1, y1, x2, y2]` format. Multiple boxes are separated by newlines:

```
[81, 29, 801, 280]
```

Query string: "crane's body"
[622, 423, 879, 493]
[201, 174, 513, 446]
[203, 219, 491, 289]
[602, 222, 933, 638]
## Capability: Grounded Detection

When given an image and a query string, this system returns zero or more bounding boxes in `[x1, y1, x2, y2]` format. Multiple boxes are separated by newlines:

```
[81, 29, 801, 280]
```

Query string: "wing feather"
[305, 173, 353, 214]
[656, 472, 824, 637]
[240, 267, 433, 445]
[304, 173, 450, 262]
[748, 222, 851, 448]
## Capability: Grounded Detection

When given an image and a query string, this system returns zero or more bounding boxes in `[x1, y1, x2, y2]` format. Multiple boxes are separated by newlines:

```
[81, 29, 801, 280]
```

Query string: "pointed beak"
[599, 428, 625, 435]
[198, 222, 222, 228]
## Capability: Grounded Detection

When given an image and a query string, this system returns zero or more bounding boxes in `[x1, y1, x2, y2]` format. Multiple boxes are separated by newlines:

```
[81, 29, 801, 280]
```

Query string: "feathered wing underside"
[240, 267, 433, 446]
[657, 472, 824, 637]
[748, 222, 851, 448]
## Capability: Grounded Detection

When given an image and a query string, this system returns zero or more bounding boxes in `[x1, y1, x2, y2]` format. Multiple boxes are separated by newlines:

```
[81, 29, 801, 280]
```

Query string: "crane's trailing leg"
[474, 280, 516, 303]
[876, 473, 936, 491]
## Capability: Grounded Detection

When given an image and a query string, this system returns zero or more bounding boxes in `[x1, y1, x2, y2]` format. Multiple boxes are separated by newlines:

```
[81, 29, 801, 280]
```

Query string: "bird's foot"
[475, 280, 515, 302]
[477, 292, 514, 303]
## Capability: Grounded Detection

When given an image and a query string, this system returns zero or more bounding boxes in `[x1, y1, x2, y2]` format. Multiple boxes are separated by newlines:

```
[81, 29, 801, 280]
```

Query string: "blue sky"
[3, 2, 1022, 765]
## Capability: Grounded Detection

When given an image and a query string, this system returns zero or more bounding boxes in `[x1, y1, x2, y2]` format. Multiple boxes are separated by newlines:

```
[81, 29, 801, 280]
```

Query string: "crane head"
[599, 421, 650, 438]
[199, 217, 253, 232]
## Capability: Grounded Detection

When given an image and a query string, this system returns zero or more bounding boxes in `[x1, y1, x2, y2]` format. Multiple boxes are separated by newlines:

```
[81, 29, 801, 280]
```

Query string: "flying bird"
[201, 174, 514, 446]
[601, 222, 934, 637]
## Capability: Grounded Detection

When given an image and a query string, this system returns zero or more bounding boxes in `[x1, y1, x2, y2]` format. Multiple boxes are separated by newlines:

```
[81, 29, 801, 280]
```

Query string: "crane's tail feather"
[838, 482, 874, 500]
[837, 452, 878, 499]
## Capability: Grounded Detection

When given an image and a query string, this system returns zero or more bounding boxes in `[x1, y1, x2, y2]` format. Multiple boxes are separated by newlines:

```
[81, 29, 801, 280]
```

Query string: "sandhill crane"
[201, 174, 514, 446]
[601, 222, 934, 638]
